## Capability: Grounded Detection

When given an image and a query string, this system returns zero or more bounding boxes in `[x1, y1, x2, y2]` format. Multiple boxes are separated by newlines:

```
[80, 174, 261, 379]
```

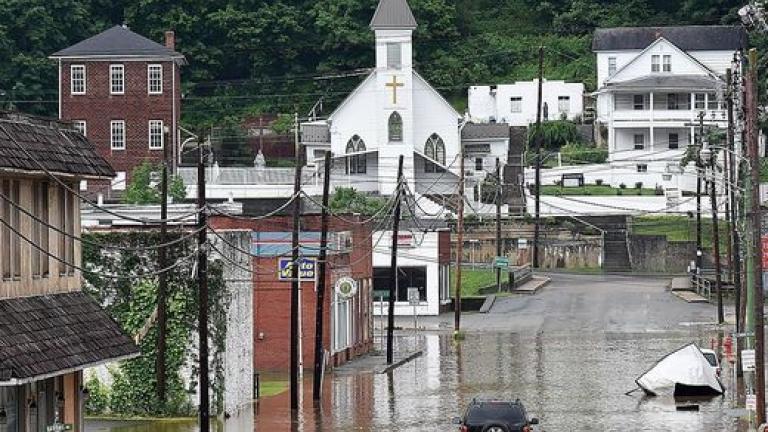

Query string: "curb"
[512, 277, 551, 295]
[376, 350, 423, 374]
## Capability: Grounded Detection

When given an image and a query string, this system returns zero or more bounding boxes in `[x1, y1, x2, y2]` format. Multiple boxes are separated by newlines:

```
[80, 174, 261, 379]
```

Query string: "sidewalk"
[335, 333, 424, 374]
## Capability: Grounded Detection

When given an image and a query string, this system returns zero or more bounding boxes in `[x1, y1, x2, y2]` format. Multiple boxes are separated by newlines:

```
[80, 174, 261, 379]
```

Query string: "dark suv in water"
[452, 398, 540, 432]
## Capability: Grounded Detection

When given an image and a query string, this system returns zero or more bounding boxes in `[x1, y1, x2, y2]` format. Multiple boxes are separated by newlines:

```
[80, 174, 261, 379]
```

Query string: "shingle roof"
[462, 123, 510, 140]
[51, 25, 184, 59]
[593, 26, 748, 51]
[0, 116, 115, 178]
[300, 123, 330, 143]
[0, 292, 139, 382]
[370, 0, 418, 30]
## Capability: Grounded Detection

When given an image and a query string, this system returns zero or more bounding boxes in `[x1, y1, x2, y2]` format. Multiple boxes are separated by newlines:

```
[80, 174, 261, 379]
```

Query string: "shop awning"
[0, 292, 139, 385]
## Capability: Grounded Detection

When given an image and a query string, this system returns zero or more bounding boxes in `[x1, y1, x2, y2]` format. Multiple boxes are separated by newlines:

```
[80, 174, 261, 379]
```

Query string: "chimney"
[164, 30, 175, 50]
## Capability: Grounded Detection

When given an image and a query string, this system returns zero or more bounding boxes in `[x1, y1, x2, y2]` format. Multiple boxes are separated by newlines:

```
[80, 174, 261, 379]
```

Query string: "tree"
[329, 187, 386, 216]
[122, 162, 187, 204]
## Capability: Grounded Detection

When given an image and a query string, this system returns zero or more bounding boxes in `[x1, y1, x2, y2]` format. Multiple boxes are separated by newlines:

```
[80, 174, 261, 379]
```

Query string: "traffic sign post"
[494, 256, 509, 269]
[408, 287, 420, 331]
[743, 349, 756, 372]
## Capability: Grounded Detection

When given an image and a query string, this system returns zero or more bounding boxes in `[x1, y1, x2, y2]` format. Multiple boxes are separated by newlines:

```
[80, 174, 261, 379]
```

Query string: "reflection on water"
[88, 328, 746, 432]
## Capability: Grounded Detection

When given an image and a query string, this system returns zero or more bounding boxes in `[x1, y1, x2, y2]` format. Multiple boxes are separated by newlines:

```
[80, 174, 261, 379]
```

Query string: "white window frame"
[558, 96, 570, 114]
[73, 120, 87, 137]
[694, 93, 706, 110]
[608, 57, 617, 76]
[663, 55, 672, 72]
[633, 134, 645, 150]
[633, 94, 645, 111]
[148, 120, 164, 149]
[110, 64, 125, 95]
[70, 65, 86, 95]
[148, 64, 163, 94]
[111, 120, 126, 150]
[510, 96, 522, 113]
[651, 55, 660, 73]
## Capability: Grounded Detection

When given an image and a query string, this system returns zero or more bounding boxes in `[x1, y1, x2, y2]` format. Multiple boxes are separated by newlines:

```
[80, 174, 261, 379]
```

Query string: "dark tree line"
[0, 0, 747, 128]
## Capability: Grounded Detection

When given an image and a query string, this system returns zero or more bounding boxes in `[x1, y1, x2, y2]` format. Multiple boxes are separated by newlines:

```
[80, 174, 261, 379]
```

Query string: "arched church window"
[346, 135, 366, 175]
[388, 112, 403, 142]
[425, 133, 446, 173]
[424, 138, 435, 173]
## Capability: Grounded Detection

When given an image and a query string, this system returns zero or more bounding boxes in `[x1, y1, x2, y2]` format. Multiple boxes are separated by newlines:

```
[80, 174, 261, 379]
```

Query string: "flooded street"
[88, 274, 746, 432]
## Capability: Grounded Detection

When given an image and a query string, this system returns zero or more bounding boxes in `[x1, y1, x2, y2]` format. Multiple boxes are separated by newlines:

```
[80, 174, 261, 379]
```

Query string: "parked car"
[453, 398, 539, 432]
[701, 348, 721, 377]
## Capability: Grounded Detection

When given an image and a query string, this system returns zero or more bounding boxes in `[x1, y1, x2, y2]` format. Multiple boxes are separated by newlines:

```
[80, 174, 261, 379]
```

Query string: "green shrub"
[84, 375, 110, 415]
[595, 179, 604, 186]
[559, 143, 608, 164]
[619, 183, 627, 189]
[528, 120, 583, 150]
[635, 182, 643, 189]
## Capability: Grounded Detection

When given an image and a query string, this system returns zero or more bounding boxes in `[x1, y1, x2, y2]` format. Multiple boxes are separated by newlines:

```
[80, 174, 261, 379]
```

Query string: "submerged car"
[453, 398, 539, 432]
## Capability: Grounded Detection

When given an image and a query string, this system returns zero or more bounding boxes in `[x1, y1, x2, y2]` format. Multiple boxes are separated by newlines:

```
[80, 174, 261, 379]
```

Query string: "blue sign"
[278, 257, 317, 281]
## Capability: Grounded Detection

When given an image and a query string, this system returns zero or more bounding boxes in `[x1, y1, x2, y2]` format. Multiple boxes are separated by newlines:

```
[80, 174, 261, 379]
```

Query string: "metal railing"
[692, 274, 712, 301]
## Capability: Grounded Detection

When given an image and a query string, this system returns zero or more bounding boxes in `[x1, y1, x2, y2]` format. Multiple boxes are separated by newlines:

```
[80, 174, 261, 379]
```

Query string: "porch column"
[608, 124, 616, 161]
[650, 126, 655, 152]
[649, 92, 654, 122]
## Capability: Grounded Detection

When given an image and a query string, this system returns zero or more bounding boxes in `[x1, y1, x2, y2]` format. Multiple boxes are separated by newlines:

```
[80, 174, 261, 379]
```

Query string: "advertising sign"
[278, 257, 317, 281]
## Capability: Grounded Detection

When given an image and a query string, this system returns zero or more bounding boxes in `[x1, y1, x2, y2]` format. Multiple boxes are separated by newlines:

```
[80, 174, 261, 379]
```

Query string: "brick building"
[209, 214, 374, 373]
[50, 26, 186, 197]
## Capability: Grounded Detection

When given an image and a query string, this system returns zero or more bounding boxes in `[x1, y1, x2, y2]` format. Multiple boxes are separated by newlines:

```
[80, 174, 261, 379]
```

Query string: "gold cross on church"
[385, 75, 404, 104]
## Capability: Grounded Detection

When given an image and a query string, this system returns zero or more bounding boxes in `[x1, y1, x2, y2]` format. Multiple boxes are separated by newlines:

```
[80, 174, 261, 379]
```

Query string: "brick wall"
[210, 214, 374, 372]
[59, 59, 181, 192]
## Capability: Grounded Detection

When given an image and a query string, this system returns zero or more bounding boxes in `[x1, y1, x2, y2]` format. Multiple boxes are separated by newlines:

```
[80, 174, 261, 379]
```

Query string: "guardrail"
[691, 274, 712, 302]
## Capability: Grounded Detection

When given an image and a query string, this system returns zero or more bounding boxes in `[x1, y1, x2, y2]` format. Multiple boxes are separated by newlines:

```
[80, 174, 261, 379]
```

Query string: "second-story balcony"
[605, 75, 728, 125]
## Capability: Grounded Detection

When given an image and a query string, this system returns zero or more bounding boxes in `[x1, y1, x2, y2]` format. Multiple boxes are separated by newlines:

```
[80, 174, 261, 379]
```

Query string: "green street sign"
[494, 256, 509, 269]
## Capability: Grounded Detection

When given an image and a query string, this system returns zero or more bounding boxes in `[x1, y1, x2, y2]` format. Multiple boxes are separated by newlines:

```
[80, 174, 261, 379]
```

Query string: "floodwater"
[88, 330, 745, 432]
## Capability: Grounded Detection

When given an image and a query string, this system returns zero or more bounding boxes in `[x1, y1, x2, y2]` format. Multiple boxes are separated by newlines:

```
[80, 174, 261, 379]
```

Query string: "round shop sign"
[335, 277, 358, 299]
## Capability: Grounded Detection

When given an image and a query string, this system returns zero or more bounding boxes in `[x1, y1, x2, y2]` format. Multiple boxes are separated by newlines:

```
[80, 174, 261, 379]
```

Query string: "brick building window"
[149, 120, 164, 149]
[110, 64, 124, 95]
[73, 121, 86, 137]
[148, 64, 163, 94]
[111, 120, 125, 150]
[70, 65, 86, 95]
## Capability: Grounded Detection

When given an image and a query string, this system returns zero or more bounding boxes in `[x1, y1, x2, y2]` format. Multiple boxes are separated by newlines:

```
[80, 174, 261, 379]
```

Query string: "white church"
[301, 0, 511, 208]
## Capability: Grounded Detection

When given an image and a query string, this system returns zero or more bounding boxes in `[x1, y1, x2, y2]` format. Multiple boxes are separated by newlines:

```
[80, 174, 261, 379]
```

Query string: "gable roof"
[605, 37, 720, 86]
[51, 25, 185, 61]
[370, 0, 418, 30]
[0, 115, 115, 178]
[0, 292, 139, 384]
[593, 26, 747, 52]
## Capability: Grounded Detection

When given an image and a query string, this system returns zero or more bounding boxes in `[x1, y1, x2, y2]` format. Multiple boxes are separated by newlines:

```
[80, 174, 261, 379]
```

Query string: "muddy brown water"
[87, 329, 745, 432]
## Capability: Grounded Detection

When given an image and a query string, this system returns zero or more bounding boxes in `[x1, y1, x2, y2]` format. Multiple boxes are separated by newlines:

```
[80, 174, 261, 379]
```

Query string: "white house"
[593, 26, 747, 192]
[468, 80, 585, 126]
[372, 229, 452, 316]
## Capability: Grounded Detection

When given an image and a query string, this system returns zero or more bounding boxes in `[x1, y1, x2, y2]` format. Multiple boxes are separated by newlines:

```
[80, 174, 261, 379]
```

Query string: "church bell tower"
[370, 0, 418, 194]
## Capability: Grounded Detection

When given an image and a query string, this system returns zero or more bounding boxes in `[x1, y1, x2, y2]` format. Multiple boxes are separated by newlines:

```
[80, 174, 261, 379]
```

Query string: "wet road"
[88, 273, 742, 432]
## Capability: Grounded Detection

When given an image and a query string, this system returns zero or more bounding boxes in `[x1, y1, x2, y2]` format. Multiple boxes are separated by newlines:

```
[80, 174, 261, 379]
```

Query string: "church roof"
[51, 25, 185, 60]
[370, 0, 418, 30]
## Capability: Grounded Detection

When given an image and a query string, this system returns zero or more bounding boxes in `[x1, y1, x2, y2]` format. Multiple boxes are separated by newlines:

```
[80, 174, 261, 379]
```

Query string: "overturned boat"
[636, 343, 725, 397]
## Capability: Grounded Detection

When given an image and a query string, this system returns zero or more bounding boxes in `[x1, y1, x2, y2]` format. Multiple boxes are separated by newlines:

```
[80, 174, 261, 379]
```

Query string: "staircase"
[583, 216, 632, 272]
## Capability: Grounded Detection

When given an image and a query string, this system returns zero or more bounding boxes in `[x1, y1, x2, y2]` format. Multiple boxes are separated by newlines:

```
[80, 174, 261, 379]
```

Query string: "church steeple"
[370, 0, 418, 30]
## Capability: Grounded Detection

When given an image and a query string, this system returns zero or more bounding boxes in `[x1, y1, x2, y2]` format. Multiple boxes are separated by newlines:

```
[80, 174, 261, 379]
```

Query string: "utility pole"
[747, 48, 765, 425]
[495, 158, 503, 292]
[533, 46, 544, 269]
[727, 67, 744, 375]
[387, 155, 404, 364]
[156, 128, 170, 409]
[696, 112, 704, 274]
[313, 151, 332, 401]
[290, 113, 303, 411]
[708, 140, 724, 324]
[455, 142, 466, 333]
[196, 133, 210, 432]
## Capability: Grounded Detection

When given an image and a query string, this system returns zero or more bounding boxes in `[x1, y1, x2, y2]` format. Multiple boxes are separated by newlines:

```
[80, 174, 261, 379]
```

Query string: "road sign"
[407, 288, 420, 306]
[517, 239, 528, 249]
[494, 256, 510, 269]
[46, 424, 72, 432]
[742, 349, 756, 371]
[747, 394, 757, 411]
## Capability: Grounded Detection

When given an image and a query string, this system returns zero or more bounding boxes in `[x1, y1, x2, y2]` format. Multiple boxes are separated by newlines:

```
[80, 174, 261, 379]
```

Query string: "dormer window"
[387, 43, 402, 69]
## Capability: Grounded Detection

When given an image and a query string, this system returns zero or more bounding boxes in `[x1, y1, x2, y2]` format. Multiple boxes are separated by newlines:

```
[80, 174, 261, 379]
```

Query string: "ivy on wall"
[81, 232, 229, 417]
